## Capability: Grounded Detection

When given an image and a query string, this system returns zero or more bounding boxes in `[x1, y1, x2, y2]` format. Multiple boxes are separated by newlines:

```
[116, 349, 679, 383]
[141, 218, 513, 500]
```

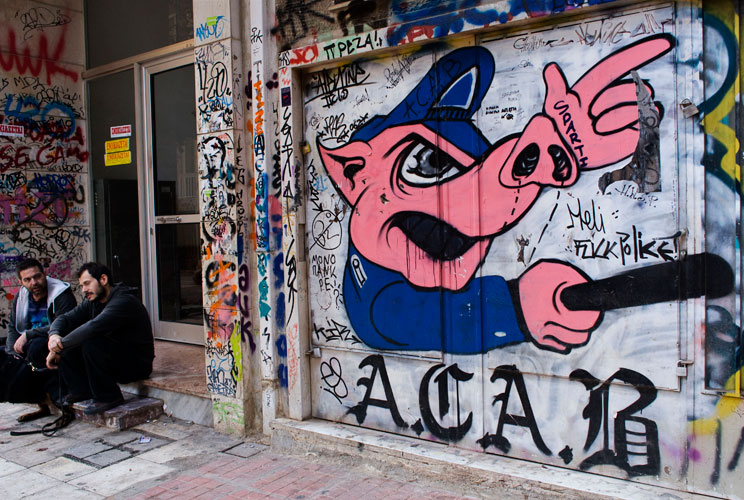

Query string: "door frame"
[139, 50, 203, 344]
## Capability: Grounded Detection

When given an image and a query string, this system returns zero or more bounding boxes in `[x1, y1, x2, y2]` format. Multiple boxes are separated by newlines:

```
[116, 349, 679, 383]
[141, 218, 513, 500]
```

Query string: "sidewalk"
[0, 402, 478, 499]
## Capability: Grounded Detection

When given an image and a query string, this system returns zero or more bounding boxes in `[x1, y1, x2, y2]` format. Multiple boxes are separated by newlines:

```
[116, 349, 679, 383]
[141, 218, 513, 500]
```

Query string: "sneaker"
[82, 398, 124, 415]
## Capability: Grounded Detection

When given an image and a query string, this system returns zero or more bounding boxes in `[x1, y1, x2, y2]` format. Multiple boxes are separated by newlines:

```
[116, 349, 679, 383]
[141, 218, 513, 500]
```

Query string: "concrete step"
[120, 381, 213, 426]
[71, 393, 163, 430]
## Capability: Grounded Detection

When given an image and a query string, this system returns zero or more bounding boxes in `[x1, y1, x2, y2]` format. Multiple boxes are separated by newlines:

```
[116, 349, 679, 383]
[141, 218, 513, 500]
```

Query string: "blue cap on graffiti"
[349, 46, 495, 157]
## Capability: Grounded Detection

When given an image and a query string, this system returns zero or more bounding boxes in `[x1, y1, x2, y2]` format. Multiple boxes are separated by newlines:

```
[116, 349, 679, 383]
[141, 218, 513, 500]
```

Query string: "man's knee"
[80, 335, 115, 361]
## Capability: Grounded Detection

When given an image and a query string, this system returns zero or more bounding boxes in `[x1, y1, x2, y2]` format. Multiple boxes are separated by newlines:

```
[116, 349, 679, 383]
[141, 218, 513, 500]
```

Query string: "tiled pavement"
[0, 402, 478, 499]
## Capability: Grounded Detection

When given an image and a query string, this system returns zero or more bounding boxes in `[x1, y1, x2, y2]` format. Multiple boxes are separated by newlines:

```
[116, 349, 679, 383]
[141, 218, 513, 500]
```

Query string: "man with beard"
[4, 258, 76, 420]
[46, 262, 154, 415]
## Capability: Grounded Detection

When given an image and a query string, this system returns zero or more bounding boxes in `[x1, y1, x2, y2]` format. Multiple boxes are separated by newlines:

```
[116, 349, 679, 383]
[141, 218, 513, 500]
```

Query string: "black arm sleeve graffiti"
[561, 252, 733, 311]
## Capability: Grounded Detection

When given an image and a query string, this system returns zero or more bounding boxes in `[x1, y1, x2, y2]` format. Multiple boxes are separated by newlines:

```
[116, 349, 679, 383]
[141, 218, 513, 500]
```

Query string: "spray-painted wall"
[272, 0, 744, 497]
[192, 0, 256, 433]
[270, 0, 625, 50]
[0, 1, 89, 329]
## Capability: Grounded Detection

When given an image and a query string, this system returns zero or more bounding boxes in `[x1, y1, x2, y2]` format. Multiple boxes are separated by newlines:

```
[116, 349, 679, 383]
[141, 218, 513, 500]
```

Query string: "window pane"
[85, 0, 193, 68]
[151, 65, 197, 216]
[87, 70, 142, 291]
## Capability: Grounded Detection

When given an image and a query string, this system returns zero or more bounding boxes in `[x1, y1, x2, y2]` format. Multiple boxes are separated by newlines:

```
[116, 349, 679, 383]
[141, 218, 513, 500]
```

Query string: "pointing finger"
[572, 34, 674, 100]
[543, 62, 570, 108]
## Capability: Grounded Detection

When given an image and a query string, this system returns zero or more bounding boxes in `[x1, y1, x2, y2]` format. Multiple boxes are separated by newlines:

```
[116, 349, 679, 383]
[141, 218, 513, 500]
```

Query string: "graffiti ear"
[317, 140, 372, 206]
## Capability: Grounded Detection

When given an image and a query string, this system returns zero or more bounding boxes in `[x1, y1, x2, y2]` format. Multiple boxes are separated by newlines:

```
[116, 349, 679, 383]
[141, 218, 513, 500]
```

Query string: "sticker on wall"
[0, 124, 24, 137]
[110, 124, 132, 138]
[105, 138, 129, 153]
[105, 150, 131, 166]
[105, 138, 131, 165]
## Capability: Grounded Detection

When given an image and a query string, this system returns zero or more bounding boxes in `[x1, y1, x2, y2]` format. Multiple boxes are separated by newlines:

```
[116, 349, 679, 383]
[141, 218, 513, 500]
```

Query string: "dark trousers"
[24, 337, 49, 370]
[59, 336, 153, 402]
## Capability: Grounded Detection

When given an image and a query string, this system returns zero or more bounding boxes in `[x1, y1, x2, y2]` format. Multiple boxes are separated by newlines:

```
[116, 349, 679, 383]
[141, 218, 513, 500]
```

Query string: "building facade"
[1, 0, 743, 497]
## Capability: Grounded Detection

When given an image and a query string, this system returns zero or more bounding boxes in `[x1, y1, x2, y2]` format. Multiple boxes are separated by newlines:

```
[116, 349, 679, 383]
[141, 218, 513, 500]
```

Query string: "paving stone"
[64, 441, 113, 459]
[0, 403, 43, 427]
[32, 456, 98, 481]
[35, 481, 104, 499]
[60, 420, 115, 441]
[101, 430, 141, 446]
[0, 428, 49, 453]
[223, 442, 268, 458]
[3, 435, 79, 467]
[136, 428, 241, 464]
[69, 457, 174, 497]
[0, 468, 66, 498]
[132, 418, 198, 440]
[121, 435, 169, 453]
[0, 457, 25, 477]
[86, 448, 134, 467]
[135, 439, 211, 464]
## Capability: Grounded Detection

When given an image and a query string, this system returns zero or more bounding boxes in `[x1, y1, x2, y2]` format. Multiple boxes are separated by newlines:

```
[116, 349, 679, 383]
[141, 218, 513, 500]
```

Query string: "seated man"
[5, 258, 76, 420]
[46, 262, 154, 415]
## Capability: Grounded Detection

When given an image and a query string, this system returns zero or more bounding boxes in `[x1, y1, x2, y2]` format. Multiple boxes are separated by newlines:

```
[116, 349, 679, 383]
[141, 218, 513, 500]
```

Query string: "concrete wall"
[0, 0, 89, 327]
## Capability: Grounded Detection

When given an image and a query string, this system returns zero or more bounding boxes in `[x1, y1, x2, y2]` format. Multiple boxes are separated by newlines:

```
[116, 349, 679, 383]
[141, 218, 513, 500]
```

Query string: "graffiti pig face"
[319, 114, 577, 290]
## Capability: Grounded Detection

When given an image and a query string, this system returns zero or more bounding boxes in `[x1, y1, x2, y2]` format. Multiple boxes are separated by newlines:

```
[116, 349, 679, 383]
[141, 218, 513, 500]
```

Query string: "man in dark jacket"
[47, 262, 154, 415]
[5, 258, 76, 420]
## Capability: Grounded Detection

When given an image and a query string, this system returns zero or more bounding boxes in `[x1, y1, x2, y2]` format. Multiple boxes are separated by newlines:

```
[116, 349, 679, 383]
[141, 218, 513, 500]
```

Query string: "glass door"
[143, 53, 203, 344]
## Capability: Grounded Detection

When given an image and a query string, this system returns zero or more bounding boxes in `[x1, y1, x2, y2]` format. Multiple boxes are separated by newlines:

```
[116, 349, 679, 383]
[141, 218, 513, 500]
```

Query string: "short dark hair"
[17, 258, 44, 277]
[77, 262, 112, 282]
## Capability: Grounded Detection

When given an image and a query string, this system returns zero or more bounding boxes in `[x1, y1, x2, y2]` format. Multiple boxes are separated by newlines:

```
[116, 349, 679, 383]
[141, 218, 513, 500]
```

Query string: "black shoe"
[83, 398, 124, 415]
[60, 393, 92, 407]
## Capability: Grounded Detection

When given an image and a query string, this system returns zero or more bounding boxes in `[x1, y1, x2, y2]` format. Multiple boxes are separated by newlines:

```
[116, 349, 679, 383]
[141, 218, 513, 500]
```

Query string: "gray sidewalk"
[0, 402, 478, 499]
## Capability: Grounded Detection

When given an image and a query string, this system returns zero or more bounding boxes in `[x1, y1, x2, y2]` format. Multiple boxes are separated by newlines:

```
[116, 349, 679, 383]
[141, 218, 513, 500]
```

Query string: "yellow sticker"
[105, 150, 131, 166]
[105, 138, 129, 153]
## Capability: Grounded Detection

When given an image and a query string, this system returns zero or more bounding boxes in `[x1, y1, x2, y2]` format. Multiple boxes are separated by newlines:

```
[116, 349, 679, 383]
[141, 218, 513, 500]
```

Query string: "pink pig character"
[316, 35, 674, 354]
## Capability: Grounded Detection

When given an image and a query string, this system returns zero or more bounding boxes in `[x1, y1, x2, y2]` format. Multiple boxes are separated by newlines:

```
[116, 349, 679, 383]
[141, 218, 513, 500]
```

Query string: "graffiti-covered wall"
[0, 1, 89, 329]
[278, 1, 744, 497]
[193, 0, 254, 433]
[272, 0, 627, 51]
[689, 0, 744, 495]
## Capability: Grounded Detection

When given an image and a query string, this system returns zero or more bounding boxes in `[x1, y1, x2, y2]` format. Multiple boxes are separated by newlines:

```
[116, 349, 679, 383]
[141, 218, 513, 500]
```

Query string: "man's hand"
[48, 334, 64, 354]
[46, 351, 60, 370]
[13, 332, 27, 354]
[518, 260, 602, 353]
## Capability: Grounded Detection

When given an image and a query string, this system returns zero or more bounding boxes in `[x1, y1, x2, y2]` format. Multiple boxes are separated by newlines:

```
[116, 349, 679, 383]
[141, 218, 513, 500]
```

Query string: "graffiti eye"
[398, 142, 465, 187]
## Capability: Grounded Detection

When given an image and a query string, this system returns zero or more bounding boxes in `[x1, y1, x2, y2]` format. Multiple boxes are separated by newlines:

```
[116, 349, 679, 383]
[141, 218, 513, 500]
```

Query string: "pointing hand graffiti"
[317, 35, 684, 354]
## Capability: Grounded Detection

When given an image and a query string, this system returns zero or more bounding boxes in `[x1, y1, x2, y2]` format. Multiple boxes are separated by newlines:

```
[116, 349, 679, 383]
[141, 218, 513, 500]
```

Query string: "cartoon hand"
[542, 34, 673, 170]
[517, 260, 601, 353]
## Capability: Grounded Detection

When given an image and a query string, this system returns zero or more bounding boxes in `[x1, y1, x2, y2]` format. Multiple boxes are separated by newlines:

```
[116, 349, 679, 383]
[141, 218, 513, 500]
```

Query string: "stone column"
[249, 0, 287, 434]
[193, 0, 251, 435]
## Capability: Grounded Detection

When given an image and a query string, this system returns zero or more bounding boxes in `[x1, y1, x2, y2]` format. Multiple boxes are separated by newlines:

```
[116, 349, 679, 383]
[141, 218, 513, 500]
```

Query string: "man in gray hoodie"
[6, 258, 76, 420]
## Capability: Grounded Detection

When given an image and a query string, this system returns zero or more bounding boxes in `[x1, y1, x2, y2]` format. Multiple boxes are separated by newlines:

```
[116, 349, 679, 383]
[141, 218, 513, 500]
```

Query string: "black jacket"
[49, 284, 154, 359]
